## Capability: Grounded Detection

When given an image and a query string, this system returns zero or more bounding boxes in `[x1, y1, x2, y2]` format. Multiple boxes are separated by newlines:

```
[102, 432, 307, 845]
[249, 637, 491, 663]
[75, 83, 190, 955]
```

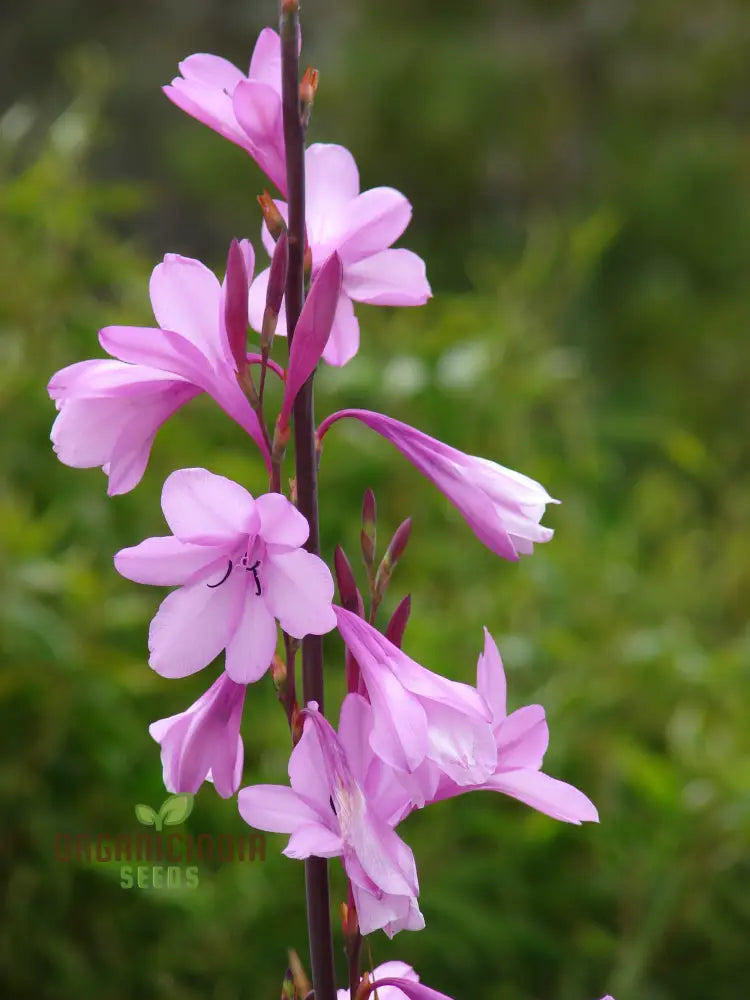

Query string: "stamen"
[206, 560, 233, 588]
[248, 560, 262, 596]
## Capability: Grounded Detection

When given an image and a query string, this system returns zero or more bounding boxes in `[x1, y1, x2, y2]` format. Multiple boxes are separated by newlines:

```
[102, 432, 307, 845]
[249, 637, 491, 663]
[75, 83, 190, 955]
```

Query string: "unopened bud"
[340, 899, 359, 939]
[361, 488, 377, 573]
[281, 968, 296, 1000]
[224, 238, 249, 376]
[291, 702, 304, 744]
[334, 546, 360, 613]
[288, 950, 311, 999]
[303, 242, 313, 278]
[300, 67, 319, 129]
[258, 190, 287, 241]
[270, 654, 287, 695]
[374, 517, 412, 598]
[385, 594, 411, 649]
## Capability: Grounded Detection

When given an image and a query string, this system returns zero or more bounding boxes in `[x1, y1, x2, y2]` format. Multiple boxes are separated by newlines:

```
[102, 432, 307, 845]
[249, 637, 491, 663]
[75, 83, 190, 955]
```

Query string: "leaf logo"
[134, 793, 194, 832]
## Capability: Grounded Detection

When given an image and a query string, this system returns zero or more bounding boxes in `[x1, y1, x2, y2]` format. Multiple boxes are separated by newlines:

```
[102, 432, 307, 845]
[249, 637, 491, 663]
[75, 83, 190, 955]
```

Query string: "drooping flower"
[164, 28, 287, 194]
[249, 143, 431, 366]
[334, 607, 497, 804]
[238, 703, 424, 937]
[115, 468, 336, 683]
[338, 963, 453, 1000]
[429, 629, 599, 825]
[150, 671, 246, 798]
[49, 249, 276, 495]
[318, 409, 557, 560]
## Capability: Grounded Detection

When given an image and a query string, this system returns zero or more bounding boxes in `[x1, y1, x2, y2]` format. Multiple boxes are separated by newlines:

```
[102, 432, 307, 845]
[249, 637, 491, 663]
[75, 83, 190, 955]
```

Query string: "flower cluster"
[48, 13, 611, 1000]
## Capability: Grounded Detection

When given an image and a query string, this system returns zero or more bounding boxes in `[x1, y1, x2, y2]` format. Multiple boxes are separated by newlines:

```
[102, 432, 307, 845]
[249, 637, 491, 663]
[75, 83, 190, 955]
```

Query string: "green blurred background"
[2, 1, 749, 998]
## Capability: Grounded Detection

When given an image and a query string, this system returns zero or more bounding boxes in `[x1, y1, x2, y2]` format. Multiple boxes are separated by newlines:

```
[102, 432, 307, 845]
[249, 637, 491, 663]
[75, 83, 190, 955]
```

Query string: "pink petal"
[263, 549, 336, 637]
[372, 980, 452, 1000]
[247, 267, 278, 336]
[284, 823, 344, 859]
[343, 249, 431, 306]
[336, 188, 412, 263]
[476, 628, 507, 721]
[255, 492, 309, 550]
[160, 468, 255, 543]
[148, 570, 245, 678]
[321, 294, 360, 367]
[115, 536, 228, 586]
[485, 768, 599, 824]
[164, 78, 248, 149]
[98, 324, 209, 386]
[224, 588, 278, 683]
[179, 53, 245, 90]
[424, 700, 497, 786]
[48, 359, 188, 399]
[232, 80, 287, 194]
[280, 252, 343, 425]
[372, 963, 419, 985]
[495, 705, 549, 769]
[366, 668, 430, 774]
[210, 732, 244, 799]
[248, 27, 282, 89]
[288, 714, 332, 812]
[305, 144, 360, 245]
[149, 255, 224, 365]
[238, 784, 320, 833]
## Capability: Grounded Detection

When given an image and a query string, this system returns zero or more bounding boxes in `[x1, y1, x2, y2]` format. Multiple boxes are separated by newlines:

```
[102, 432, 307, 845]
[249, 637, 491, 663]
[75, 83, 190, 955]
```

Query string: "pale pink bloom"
[339, 963, 452, 1000]
[115, 468, 336, 683]
[429, 629, 599, 825]
[150, 671, 245, 798]
[164, 28, 287, 194]
[334, 608, 497, 805]
[49, 250, 274, 495]
[239, 703, 424, 937]
[318, 409, 558, 560]
[278, 252, 343, 429]
[249, 143, 431, 366]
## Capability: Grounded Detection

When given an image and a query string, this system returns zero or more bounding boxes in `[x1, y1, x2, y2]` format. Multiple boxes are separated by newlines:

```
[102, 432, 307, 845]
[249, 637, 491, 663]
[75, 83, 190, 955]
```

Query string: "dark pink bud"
[334, 546, 359, 613]
[374, 517, 412, 598]
[361, 488, 377, 571]
[384, 594, 411, 649]
[224, 238, 249, 374]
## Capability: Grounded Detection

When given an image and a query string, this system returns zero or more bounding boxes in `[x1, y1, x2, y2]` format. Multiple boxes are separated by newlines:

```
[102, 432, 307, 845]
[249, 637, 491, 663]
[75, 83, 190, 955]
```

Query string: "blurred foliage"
[1, 3, 750, 1000]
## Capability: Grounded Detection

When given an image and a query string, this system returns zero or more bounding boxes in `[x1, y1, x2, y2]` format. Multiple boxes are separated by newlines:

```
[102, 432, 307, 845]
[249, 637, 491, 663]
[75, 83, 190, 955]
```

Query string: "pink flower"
[164, 28, 287, 195]
[115, 468, 336, 683]
[49, 250, 274, 495]
[249, 144, 432, 366]
[430, 629, 599, 825]
[238, 703, 424, 937]
[318, 409, 558, 560]
[339, 963, 453, 1000]
[149, 671, 246, 798]
[334, 607, 497, 804]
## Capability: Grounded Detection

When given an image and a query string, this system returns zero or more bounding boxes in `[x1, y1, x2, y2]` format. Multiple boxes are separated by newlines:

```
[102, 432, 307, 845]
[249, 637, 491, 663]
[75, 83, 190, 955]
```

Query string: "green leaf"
[158, 793, 194, 827]
[134, 803, 157, 826]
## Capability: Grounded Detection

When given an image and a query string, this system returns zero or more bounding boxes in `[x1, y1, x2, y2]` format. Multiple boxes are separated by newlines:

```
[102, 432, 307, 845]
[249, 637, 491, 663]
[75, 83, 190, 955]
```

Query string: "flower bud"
[262, 232, 288, 354]
[281, 968, 295, 1000]
[334, 546, 360, 613]
[340, 899, 359, 940]
[374, 517, 412, 599]
[300, 67, 319, 129]
[270, 653, 287, 698]
[258, 190, 287, 242]
[385, 594, 411, 649]
[361, 488, 377, 574]
[224, 238, 249, 376]
[354, 972, 372, 1000]
[288, 950, 311, 999]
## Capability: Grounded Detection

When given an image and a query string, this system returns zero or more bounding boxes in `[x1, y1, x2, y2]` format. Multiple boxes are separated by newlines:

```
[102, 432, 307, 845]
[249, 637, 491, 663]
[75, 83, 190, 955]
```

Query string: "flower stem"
[280, 4, 336, 999]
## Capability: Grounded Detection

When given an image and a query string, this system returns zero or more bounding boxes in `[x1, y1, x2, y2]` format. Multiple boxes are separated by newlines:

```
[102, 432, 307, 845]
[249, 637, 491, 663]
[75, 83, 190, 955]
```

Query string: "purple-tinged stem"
[280, 4, 336, 1000]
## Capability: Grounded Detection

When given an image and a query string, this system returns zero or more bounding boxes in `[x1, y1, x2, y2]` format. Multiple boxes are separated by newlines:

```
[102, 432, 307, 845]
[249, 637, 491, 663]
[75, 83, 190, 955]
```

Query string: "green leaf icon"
[158, 793, 194, 827]
[135, 803, 157, 827]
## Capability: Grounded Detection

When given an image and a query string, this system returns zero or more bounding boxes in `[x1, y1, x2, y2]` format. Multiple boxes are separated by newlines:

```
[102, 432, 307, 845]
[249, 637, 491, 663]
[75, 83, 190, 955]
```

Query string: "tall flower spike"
[318, 409, 558, 560]
[238, 703, 424, 937]
[165, 29, 288, 195]
[150, 671, 246, 798]
[248, 143, 431, 367]
[49, 249, 275, 494]
[115, 468, 336, 683]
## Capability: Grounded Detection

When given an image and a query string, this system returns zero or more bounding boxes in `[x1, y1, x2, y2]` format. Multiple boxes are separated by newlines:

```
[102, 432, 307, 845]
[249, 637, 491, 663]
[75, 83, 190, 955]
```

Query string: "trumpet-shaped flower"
[150, 671, 246, 798]
[338, 963, 453, 1000]
[239, 703, 424, 937]
[429, 629, 599, 825]
[249, 143, 431, 366]
[115, 468, 336, 683]
[164, 28, 287, 194]
[334, 607, 497, 804]
[49, 250, 272, 494]
[318, 409, 557, 560]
